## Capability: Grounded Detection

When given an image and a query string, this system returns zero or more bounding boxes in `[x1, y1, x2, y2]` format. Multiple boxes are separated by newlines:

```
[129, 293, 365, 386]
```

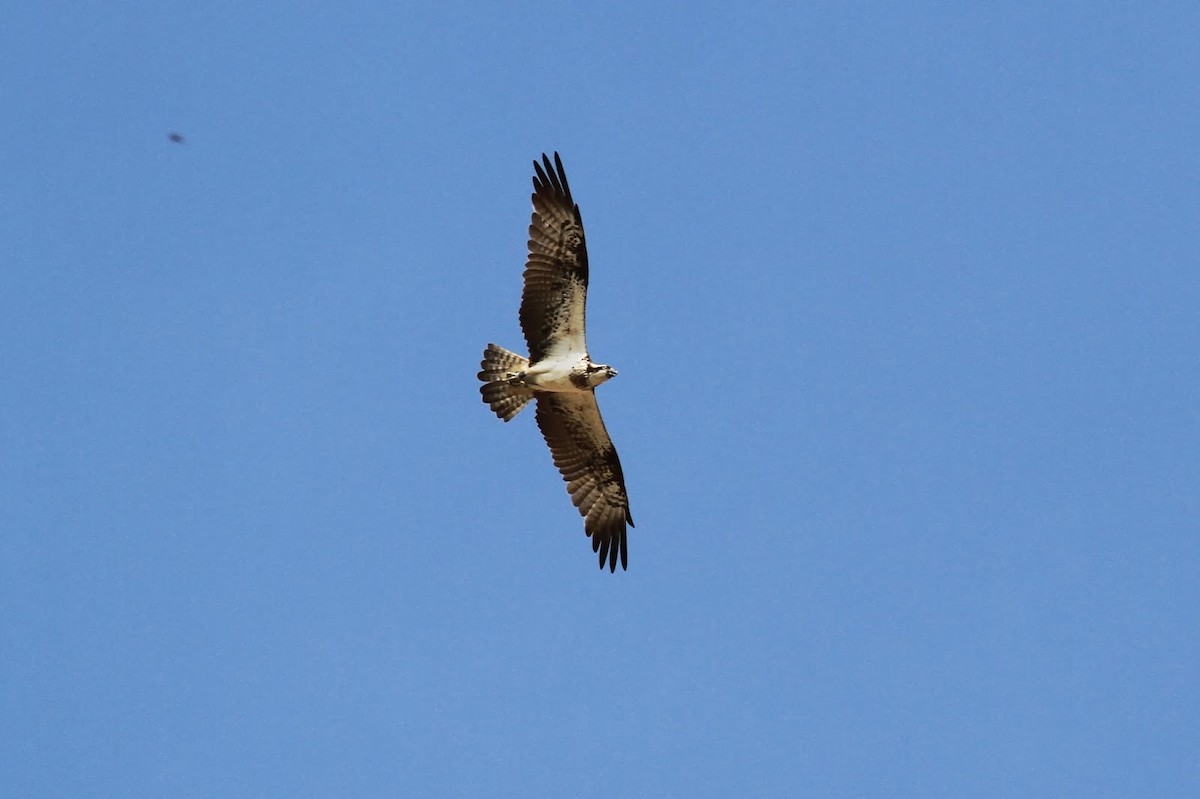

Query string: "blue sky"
[2, 2, 1198, 796]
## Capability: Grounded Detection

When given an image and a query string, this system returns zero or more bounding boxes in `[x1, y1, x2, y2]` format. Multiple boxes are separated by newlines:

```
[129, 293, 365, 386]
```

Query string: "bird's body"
[478, 153, 634, 571]
[518, 355, 617, 393]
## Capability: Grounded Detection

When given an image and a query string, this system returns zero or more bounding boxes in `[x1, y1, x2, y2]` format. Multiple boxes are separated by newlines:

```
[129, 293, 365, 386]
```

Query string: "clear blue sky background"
[2, 2, 1197, 796]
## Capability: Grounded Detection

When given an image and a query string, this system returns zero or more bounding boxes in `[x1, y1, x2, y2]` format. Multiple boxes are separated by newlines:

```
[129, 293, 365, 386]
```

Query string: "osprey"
[478, 153, 634, 571]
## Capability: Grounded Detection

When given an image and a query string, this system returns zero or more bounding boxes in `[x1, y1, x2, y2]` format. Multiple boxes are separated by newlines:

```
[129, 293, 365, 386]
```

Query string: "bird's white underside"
[519, 352, 590, 392]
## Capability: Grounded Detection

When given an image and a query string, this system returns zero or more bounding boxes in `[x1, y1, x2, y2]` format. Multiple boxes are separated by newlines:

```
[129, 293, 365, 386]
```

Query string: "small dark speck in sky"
[168, 132, 184, 143]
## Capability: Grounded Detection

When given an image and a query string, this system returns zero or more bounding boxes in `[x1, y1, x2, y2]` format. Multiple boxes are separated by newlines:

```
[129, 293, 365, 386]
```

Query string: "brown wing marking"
[534, 392, 634, 572]
[520, 152, 590, 363]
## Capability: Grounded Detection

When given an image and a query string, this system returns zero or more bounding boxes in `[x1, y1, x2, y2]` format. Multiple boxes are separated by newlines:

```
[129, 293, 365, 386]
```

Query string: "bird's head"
[586, 362, 618, 387]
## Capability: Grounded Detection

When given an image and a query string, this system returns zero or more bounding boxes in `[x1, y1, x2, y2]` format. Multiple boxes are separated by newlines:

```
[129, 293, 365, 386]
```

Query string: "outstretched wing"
[520, 152, 589, 363]
[534, 392, 634, 572]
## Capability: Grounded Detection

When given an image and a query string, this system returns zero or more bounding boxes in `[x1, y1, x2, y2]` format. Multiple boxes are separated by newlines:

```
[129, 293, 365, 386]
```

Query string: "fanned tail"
[477, 343, 533, 421]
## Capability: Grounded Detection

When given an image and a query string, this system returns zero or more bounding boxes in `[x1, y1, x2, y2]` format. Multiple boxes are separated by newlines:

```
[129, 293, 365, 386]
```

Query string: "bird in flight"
[478, 153, 635, 571]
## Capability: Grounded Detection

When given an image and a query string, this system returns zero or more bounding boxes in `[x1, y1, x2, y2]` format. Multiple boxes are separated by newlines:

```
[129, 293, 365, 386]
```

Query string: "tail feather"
[478, 343, 533, 421]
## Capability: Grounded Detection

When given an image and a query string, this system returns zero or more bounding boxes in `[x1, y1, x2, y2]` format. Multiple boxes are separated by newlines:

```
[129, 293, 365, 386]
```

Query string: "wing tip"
[532, 151, 571, 203]
[590, 518, 629, 573]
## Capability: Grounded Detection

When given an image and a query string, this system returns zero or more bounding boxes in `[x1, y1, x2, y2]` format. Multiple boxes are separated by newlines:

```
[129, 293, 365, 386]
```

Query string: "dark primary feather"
[520, 152, 590, 363]
[534, 392, 634, 572]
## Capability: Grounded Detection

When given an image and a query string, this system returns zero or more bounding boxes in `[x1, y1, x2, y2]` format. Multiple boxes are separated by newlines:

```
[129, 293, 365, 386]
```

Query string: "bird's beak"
[610, 368, 618, 376]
